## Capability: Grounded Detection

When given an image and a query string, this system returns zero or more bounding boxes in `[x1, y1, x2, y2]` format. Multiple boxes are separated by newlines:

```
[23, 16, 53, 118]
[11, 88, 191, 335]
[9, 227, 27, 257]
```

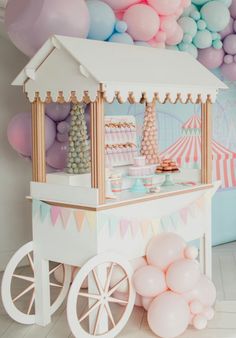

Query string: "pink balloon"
[142, 296, 154, 311]
[133, 265, 167, 297]
[147, 0, 181, 15]
[184, 246, 199, 260]
[182, 275, 216, 307]
[146, 233, 186, 271]
[221, 62, 236, 80]
[5, 0, 90, 56]
[160, 17, 178, 38]
[202, 306, 215, 320]
[198, 47, 224, 69]
[220, 17, 234, 39]
[223, 33, 236, 54]
[166, 259, 201, 293]
[123, 4, 160, 41]
[102, 0, 142, 10]
[148, 291, 190, 338]
[166, 24, 183, 45]
[131, 256, 147, 271]
[135, 293, 143, 307]
[189, 300, 204, 315]
[230, 0, 236, 19]
[46, 103, 71, 122]
[7, 112, 56, 156]
[192, 314, 208, 330]
[46, 141, 68, 170]
[155, 30, 167, 42]
[181, 0, 191, 8]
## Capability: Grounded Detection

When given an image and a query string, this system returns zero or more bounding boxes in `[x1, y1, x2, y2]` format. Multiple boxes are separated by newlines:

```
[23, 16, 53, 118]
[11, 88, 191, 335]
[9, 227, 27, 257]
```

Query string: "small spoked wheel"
[1, 241, 71, 324]
[67, 253, 135, 338]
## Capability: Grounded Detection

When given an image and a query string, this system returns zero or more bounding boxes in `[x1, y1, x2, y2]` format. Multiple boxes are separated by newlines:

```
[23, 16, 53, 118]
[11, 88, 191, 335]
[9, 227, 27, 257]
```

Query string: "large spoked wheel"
[67, 253, 135, 338]
[1, 241, 71, 324]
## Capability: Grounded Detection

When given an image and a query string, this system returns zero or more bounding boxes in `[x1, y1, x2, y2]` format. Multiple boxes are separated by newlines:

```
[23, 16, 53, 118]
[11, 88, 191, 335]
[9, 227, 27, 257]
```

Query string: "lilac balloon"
[224, 54, 234, 63]
[223, 33, 236, 54]
[221, 62, 236, 79]
[197, 47, 224, 69]
[7, 112, 56, 156]
[234, 19, 236, 31]
[57, 132, 69, 143]
[57, 121, 70, 134]
[45, 103, 71, 122]
[230, 0, 236, 18]
[85, 104, 91, 137]
[46, 141, 68, 170]
[5, 0, 90, 56]
[220, 17, 234, 39]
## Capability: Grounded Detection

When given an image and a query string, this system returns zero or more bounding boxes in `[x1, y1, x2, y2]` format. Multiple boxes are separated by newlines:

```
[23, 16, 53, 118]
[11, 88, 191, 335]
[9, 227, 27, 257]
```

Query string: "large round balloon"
[102, 0, 142, 11]
[221, 62, 236, 80]
[198, 47, 224, 69]
[223, 33, 236, 54]
[87, 0, 116, 41]
[7, 112, 56, 156]
[193, 30, 212, 49]
[230, 0, 236, 18]
[147, 0, 181, 16]
[46, 141, 68, 170]
[200, 1, 230, 32]
[123, 4, 160, 41]
[166, 24, 184, 45]
[45, 103, 71, 122]
[220, 17, 234, 39]
[148, 291, 190, 338]
[5, 0, 90, 57]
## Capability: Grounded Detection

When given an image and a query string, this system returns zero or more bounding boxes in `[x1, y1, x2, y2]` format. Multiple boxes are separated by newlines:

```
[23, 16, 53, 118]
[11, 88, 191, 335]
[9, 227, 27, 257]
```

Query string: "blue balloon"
[185, 43, 198, 58]
[108, 32, 134, 45]
[193, 29, 212, 48]
[87, 0, 116, 41]
[192, 0, 211, 5]
[200, 1, 230, 32]
[197, 19, 207, 30]
[178, 17, 197, 37]
[115, 21, 128, 33]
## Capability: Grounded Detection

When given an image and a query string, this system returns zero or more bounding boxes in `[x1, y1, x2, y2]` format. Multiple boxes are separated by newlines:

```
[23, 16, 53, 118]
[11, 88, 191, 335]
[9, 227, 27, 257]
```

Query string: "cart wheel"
[1, 241, 71, 324]
[67, 253, 135, 338]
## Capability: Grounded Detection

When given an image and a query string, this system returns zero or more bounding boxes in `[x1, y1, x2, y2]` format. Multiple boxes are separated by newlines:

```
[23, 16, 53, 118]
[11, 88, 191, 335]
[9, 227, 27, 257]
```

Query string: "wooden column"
[201, 98, 212, 184]
[90, 91, 105, 204]
[32, 96, 46, 182]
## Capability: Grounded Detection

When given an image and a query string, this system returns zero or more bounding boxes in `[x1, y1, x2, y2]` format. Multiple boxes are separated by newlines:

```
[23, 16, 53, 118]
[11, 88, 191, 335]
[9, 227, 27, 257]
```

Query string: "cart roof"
[12, 35, 227, 103]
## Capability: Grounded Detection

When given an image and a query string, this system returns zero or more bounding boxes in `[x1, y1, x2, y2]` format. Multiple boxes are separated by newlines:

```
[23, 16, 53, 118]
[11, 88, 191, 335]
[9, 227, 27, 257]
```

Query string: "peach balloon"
[155, 30, 167, 42]
[192, 314, 208, 330]
[182, 275, 216, 307]
[148, 292, 190, 338]
[184, 246, 199, 260]
[102, 0, 142, 11]
[166, 259, 201, 293]
[160, 17, 178, 38]
[142, 296, 154, 311]
[133, 265, 167, 297]
[146, 233, 186, 271]
[202, 307, 215, 320]
[131, 256, 147, 271]
[147, 0, 181, 15]
[189, 300, 204, 315]
[166, 24, 183, 45]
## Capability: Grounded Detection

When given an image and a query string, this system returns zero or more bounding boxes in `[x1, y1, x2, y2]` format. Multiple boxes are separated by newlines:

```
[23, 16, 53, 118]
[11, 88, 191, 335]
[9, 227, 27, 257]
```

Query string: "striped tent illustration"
[161, 115, 236, 188]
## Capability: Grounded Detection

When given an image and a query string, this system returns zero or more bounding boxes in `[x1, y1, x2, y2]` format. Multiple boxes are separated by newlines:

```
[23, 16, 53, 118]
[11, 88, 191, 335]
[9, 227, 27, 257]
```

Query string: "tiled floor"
[1, 242, 236, 337]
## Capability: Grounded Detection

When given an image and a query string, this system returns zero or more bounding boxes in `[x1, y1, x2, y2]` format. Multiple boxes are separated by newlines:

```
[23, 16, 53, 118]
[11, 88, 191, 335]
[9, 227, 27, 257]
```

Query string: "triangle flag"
[32, 199, 41, 218]
[141, 220, 149, 238]
[51, 206, 61, 225]
[109, 217, 117, 238]
[120, 219, 130, 238]
[151, 219, 160, 235]
[195, 196, 205, 211]
[60, 208, 71, 229]
[99, 214, 109, 233]
[40, 202, 50, 223]
[74, 210, 85, 232]
[130, 219, 139, 238]
[85, 211, 96, 230]
[180, 207, 189, 224]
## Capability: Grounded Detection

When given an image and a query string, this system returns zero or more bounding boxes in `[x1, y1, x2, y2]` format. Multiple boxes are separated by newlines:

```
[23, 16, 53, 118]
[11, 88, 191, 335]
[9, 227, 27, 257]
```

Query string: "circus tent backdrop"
[161, 115, 236, 189]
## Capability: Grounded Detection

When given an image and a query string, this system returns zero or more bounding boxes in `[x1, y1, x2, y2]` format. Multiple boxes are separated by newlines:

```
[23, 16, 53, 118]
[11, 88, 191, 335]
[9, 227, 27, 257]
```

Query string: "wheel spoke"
[49, 282, 62, 288]
[104, 302, 116, 328]
[93, 304, 104, 335]
[92, 269, 104, 295]
[79, 300, 101, 323]
[13, 283, 35, 303]
[108, 276, 128, 296]
[13, 274, 34, 283]
[108, 296, 128, 305]
[49, 263, 63, 276]
[27, 253, 34, 271]
[78, 292, 101, 300]
[27, 291, 35, 315]
[104, 263, 115, 293]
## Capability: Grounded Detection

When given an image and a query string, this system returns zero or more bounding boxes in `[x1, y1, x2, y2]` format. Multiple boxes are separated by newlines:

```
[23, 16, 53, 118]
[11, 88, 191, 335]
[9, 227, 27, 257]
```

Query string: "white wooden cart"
[1, 36, 227, 337]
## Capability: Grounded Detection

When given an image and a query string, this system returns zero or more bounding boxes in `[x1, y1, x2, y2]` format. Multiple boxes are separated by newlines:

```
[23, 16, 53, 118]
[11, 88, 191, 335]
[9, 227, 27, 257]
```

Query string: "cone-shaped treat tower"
[140, 102, 159, 165]
[66, 104, 91, 174]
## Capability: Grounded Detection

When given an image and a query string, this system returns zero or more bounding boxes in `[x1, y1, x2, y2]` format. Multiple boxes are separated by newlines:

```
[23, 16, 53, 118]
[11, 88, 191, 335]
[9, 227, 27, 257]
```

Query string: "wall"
[0, 36, 31, 270]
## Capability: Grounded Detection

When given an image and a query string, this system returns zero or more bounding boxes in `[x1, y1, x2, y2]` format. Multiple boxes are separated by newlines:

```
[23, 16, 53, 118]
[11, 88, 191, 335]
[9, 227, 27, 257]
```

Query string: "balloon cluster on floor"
[128, 233, 215, 338]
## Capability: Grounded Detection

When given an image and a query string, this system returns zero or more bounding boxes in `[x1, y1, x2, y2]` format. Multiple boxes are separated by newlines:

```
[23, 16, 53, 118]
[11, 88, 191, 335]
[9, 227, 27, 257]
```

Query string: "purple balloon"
[220, 17, 234, 39]
[230, 0, 236, 19]
[45, 103, 71, 122]
[46, 141, 68, 170]
[197, 47, 224, 69]
[7, 112, 56, 156]
[5, 0, 90, 56]
[57, 132, 69, 143]
[224, 54, 234, 63]
[223, 33, 236, 54]
[57, 121, 70, 134]
[221, 62, 236, 80]
[85, 104, 91, 137]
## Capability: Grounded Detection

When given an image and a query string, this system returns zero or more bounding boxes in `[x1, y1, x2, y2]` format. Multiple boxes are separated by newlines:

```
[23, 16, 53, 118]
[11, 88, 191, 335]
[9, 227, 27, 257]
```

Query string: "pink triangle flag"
[85, 211, 96, 229]
[60, 208, 71, 229]
[74, 210, 85, 232]
[141, 220, 149, 238]
[195, 196, 205, 211]
[120, 218, 130, 238]
[180, 207, 189, 224]
[51, 206, 61, 225]
[130, 219, 139, 238]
